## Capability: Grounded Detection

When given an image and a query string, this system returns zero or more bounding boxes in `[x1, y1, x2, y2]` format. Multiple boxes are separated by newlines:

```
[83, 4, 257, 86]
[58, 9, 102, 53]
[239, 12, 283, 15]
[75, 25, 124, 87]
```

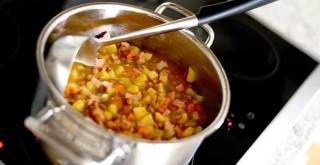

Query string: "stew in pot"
[64, 34, 206, 140]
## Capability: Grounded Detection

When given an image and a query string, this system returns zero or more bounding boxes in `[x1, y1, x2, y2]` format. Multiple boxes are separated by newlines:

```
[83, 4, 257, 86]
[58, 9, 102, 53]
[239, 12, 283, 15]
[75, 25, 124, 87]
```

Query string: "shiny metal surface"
[46, 35, 92, 94]
[154, 2, 214, 47]
[25, 2, 230, 165]
[47, 14, 198, 91]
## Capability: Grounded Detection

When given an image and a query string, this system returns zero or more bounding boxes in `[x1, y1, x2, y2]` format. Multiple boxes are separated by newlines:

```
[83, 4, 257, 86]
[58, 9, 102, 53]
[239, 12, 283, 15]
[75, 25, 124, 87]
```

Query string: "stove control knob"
[247, 112, 255, 119]
[238, 123, 245, 129]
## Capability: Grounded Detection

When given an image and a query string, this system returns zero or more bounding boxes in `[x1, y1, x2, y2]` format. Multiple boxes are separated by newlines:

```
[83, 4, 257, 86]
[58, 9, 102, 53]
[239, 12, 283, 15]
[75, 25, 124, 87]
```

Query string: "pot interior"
[44, 3, 225, 135]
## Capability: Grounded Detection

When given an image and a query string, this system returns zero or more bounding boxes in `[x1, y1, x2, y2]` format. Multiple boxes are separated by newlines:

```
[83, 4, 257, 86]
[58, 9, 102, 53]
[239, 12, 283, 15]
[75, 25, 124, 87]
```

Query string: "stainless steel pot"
[24, 2, 230, 165]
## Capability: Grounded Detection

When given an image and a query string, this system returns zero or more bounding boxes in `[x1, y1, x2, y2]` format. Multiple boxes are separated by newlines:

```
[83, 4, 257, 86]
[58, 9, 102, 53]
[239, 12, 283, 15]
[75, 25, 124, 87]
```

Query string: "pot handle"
[155, 2, 214, 48]
[24, 104, 130, 165]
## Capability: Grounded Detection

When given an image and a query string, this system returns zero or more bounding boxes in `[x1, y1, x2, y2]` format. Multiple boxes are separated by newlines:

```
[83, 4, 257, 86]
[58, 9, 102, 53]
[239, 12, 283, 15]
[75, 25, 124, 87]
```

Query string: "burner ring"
[226, 17, 280, 81]
[225, 26, 280, 81]
[209, 17, 281, 81]
[0, 9, 21, 66]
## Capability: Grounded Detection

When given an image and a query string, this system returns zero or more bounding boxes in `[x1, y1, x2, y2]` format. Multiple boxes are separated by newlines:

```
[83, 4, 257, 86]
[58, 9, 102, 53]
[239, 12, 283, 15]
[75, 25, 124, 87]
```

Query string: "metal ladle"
[46, 0, 277, 94]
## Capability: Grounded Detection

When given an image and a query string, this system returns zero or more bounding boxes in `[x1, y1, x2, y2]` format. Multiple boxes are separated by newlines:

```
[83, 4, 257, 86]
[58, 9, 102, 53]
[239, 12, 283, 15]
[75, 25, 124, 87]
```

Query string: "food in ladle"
[64, 39, 206, 140]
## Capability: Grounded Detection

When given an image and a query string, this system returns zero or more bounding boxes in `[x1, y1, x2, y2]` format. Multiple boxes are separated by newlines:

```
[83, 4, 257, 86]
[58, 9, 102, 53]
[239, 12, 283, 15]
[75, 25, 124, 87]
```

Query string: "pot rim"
[36, 2, 230, 144]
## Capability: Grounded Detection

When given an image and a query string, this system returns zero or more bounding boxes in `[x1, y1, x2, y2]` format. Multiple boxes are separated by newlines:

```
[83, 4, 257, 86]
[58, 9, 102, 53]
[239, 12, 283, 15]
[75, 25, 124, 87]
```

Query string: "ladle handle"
[196, 0, 278, 25]
[99, 0, 277, 46]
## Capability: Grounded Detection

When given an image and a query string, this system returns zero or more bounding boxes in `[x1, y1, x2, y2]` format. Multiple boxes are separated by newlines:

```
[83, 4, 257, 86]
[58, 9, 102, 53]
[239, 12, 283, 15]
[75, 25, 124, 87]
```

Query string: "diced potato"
[135, 82, 148, 90]
[81, 87, 91, 96]
[147, 106, 155, 113]
[194, 95, 204, 103]
[104, 111, 113, 120]
[133, 107, 148, 120]
[179, 113, 188, 124]
[100, 70, 110, 80]
[187, 120, 197, 127]
[105, 44, 118, 54]
[108, 104, 118, 115]
[130, 45, 140, 53]
[133, 74, 148, 84]
[147, 71, 159, 80]
[161, 75, 169, 85]
[158, 83, 165, 93]
[145, 87, 157, 95]
[115, 65, 124, 75]
[106, 86, 116, 96]
[194, 126, 202, 134]
[72, 100, 85, 112]
[191, 111, 200, 120]
[86, 82, 97, 93]
[187, 67, 196, 83]
[159, 69, 169, 76]
[155, 112, 168, 122]
[185, 88, 197, 97]
[154, 102, 161, 110]
[100, 94, 110, 102]
[144, 53, 153, 61]
[76, 64, 86, 71]
[156, 61, 167, 71]
[151, 129, 163, 139]
[170, 137, 177, 141]
[70, 69, 79, 81]
[138, 114, 154, 126]
[67, 82, 78, 88]
[143, 67, 150, 74]
[119, 77, 131, 85]
[142, 95, 151, 104]
[156, 97, 164, 105]
[126, 85, 139, 94]
[162, 130, 175, 139]
[182, 127, 195, 137]
[108, 70, 116, 79]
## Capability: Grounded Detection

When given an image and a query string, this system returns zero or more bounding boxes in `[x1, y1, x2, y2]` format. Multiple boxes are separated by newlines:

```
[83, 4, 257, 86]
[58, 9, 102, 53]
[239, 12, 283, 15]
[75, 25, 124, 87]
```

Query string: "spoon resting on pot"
[46, 0, 278, 94]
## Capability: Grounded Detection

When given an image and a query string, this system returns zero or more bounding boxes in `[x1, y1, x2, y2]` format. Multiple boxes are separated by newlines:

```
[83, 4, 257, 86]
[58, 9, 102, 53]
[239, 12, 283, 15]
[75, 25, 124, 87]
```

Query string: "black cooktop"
[0, 0, 318, 165]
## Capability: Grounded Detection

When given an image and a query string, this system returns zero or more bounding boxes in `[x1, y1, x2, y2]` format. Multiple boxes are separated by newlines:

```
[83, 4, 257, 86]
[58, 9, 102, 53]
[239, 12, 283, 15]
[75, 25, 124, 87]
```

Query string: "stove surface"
[0, 0, 318, 165]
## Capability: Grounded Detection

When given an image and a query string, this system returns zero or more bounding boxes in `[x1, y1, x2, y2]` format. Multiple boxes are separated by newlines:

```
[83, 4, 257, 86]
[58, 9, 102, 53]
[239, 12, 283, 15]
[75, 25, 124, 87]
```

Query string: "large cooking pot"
[25, 2, 230, 165]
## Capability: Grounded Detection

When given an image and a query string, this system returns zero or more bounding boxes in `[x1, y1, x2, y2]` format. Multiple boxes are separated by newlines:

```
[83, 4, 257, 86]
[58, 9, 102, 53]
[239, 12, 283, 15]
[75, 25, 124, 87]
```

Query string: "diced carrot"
[138, 127, 151, 136]
[124, 67, 133, 76]
[131, 70, 136, 79]
[162, 98, 171, 106]
[158, 106, 166, 113]
[65, 86, 71, 96]
[127, 112, 136, 121]
[114, 84, 126, 95]
[108, 96, 124, 110]
[126, 50, 136, 59]
[106, 121, 117, 129]
[70, 87, 80, 95]
[187, 103, 195, 114]
[174, 126, 183, 138]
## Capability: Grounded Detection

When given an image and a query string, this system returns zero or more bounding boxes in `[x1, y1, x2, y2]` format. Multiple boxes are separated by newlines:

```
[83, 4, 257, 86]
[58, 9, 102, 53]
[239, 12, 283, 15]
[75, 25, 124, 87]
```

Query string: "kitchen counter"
[237, 0, 320, 165]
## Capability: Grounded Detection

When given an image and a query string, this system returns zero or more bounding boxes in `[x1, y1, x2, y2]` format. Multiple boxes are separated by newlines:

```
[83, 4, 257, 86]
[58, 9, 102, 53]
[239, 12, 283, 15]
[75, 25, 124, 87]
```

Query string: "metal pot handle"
[155, 2, 214, 48]
[24, 104, 130, 165]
